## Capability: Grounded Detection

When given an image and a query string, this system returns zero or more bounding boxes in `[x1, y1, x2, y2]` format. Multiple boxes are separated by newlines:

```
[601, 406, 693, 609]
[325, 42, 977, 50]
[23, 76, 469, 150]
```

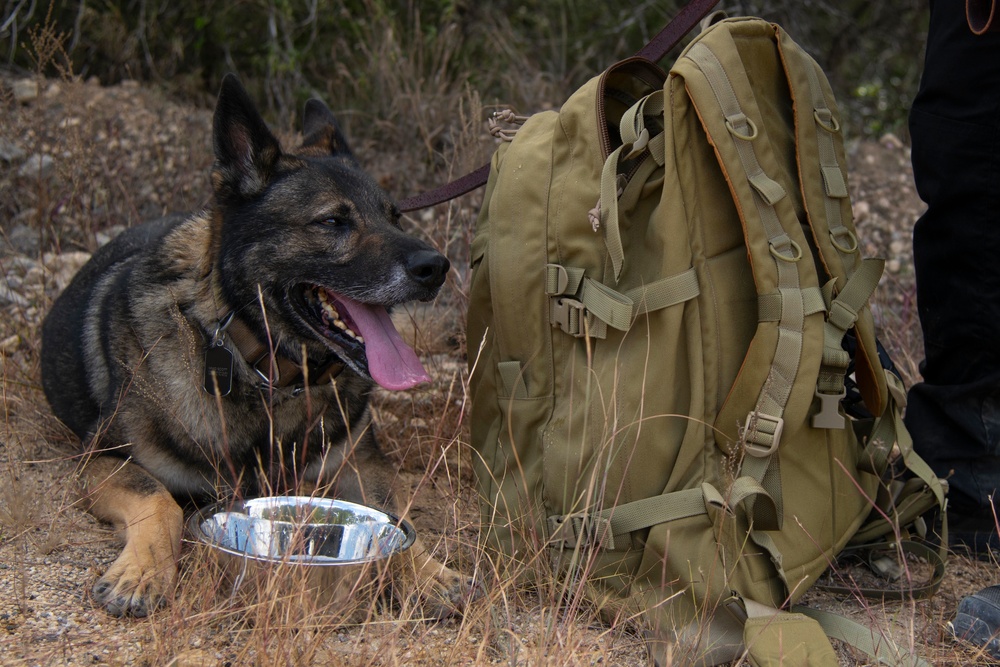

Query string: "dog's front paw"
[397, 539, 481, 619]
[92, 549, 177, 617]
[413, 565, 480, 620]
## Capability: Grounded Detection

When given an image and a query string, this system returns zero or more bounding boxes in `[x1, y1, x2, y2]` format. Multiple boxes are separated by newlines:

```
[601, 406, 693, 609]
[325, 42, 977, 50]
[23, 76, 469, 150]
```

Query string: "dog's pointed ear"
[301, 98, 355, 158]
[212, 74, 282, 199]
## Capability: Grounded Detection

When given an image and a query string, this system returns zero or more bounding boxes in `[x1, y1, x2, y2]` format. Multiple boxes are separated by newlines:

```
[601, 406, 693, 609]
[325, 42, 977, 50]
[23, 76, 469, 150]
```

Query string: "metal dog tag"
[204, 346, 234, 396]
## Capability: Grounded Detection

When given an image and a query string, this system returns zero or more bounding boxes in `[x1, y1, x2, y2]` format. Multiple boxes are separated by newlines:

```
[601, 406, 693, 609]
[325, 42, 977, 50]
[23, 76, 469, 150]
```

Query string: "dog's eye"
[317, 216, 350, 228]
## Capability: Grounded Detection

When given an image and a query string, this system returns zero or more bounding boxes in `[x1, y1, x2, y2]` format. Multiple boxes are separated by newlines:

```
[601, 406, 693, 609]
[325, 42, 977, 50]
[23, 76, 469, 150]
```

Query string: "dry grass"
[1, 18, 997, 667]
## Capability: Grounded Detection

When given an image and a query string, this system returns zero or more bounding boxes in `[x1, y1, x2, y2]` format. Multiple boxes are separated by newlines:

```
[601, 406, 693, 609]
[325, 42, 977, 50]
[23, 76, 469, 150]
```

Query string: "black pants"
[905, 0, 1000, 516]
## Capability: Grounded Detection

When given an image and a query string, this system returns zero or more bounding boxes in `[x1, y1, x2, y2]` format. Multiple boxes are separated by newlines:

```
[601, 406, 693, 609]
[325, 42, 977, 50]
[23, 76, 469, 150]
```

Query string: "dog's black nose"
[406, 250, 450, 289]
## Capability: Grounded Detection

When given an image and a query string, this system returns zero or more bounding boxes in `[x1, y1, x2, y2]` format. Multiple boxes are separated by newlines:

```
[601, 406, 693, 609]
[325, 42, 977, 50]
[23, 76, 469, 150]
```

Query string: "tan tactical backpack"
[467, 17, 944, 667]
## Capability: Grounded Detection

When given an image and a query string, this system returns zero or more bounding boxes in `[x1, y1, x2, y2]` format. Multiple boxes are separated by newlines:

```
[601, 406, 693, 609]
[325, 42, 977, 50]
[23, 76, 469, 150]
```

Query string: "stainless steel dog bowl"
[189, 496, 416, 565]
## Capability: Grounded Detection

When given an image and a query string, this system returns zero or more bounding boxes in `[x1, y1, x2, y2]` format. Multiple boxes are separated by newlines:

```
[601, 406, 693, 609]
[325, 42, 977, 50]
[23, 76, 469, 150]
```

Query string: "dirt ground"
[1, 75, 996, 666]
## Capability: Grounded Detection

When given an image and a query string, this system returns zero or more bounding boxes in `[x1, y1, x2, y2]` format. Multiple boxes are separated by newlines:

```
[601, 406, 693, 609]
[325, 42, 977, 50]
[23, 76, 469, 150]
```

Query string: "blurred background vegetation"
[1, 0, 927, 146]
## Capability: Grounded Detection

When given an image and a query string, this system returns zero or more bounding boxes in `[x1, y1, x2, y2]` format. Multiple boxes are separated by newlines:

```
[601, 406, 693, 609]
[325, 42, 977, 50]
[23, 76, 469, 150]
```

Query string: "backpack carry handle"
[397, 0, 721, 212]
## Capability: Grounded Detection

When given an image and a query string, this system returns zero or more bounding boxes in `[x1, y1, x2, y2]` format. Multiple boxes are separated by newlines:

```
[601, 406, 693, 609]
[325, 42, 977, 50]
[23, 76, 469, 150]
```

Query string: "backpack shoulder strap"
[676, 19, 819, 537]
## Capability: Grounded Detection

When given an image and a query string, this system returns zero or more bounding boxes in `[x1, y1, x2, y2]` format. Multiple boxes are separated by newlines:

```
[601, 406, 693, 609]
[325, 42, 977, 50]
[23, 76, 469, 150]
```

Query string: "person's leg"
[905, 0, 1000, 552]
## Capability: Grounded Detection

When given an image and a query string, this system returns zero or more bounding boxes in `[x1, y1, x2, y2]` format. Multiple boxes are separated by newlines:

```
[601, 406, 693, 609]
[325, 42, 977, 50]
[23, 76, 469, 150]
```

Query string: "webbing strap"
[547, 487, 709, 550]
[814, 258, 884, 428]
[818, 540, 946, 602]
[849, 478, 938, 545]
[599, 92, 667, 281]
[795, 606, 932, 667]
[601, 487, 708, 540]
[497, 360, 528, 399]
[619, 90, 667, 165]
[548, 477, 779, 552]
[546, 265, 700, 337]
[626, 269, 701, 316]
[864, 372, 946, 513]
[757, 286, 827, 322]
[688, 39, 808, 534]
[579, 279, 635, 331]
[852, 371, 948, 587]
[795, 41, 859, 279]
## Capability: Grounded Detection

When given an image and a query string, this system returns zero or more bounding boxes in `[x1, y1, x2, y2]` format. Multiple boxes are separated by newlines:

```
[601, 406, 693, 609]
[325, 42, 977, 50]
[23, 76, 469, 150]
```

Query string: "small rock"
[12, 78, 38, 103]
[886, 259, 902, 274]
[880, 133, 904, 150]
[0, 138, 26, 162]
[4, 224, 41, 256]
[95, 224, 126, 247]
[164, 650, 216, 667]
[45, 251, 91, 291]
[0, 335, 19, 355]
[0, 285, 29, 307]
[889, 240, 906, 256]
[853, 200, 870, 223]
[18, 153, 55, 178]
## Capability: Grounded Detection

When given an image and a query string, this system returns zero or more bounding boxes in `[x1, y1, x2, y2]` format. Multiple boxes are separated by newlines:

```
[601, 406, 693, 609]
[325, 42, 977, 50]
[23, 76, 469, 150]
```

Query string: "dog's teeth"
[319, 299, 340, 319]
[334, 318, 345, 329]
[356, 335, 364, 344]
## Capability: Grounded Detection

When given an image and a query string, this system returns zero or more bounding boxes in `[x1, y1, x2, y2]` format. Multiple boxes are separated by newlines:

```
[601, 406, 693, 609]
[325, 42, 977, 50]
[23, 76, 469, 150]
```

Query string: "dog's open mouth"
[297, 285, 431, 391]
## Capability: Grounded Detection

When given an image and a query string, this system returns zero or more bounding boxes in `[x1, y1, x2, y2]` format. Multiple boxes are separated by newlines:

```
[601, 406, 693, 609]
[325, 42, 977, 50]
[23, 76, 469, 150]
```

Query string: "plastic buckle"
[812, 387, 847, 429]
[550, 297, 587, 337]
[744, 412, 784, 457]
[547, 514, 615, 550]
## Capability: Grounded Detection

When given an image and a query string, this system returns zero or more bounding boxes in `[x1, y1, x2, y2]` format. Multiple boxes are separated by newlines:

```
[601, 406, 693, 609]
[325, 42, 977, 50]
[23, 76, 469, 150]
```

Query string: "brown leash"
[397, 0, 721, 213]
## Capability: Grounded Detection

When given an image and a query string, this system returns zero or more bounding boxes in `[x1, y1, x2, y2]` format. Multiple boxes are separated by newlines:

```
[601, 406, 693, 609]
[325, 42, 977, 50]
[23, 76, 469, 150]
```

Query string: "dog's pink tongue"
[337, 297, 431, 390]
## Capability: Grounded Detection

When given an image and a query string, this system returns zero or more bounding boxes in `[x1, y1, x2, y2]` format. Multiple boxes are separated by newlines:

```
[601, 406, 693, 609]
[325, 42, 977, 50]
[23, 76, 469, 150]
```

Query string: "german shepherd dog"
[41, 74, 470, 617]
